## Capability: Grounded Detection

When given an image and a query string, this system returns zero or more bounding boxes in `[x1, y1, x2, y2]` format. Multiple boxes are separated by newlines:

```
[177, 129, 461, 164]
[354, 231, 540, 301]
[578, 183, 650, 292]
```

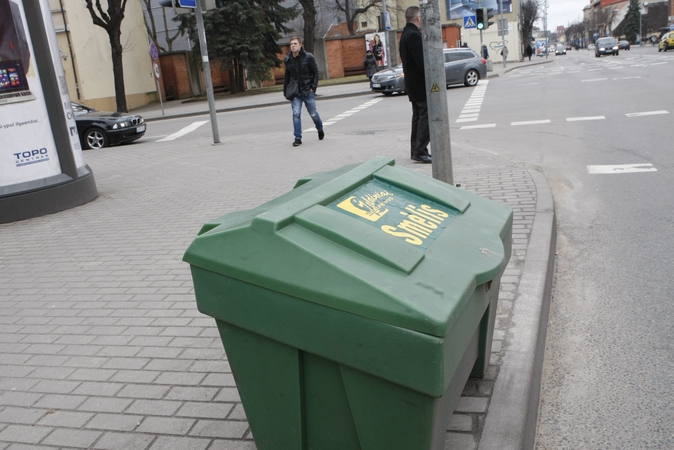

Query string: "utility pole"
[194, 0, 221, 144]
[420, 0, 454, 185]
[381, 0, 391, 67]
[499, 0, 506, 67]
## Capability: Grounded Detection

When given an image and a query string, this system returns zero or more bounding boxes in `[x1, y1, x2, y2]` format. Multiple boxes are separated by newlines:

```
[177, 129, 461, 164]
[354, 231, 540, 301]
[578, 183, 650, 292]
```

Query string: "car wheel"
[464, 69, 479, 87]
[83, 127, 109, 149]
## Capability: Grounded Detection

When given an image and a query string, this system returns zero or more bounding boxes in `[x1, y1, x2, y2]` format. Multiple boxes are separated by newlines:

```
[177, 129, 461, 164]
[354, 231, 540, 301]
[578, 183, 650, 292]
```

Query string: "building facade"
[50, 0, 157, 111]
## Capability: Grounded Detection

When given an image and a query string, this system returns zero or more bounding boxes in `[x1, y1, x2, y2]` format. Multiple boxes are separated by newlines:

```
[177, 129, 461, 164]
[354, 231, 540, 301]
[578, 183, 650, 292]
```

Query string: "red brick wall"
[443, 25, 461, 48]
[326, 40, 345, 78]
[341, 37, 366, 69]
[159, 53, 192, 100]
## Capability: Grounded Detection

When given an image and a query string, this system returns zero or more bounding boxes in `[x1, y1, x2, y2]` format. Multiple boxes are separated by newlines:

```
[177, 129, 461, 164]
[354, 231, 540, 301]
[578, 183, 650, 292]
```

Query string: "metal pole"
[381, 0, 391, 67]
[499, 0, 506, 68]
[195, 0, 221, 144]
[155, 78, 165, 116]
[420, 0, 454, 185]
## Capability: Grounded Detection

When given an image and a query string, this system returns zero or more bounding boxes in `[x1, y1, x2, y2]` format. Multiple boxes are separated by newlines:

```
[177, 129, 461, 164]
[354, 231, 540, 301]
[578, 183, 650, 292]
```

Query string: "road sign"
[153, 62, 161, 80]
[464, 15, 477, 29]
[178, 0, 196, 7]
[498, 18, 508, 36]
[149, 42, 159, 61]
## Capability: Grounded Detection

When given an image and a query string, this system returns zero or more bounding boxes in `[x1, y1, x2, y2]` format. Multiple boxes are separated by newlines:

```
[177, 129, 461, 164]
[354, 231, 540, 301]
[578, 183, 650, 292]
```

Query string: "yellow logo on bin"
[336, 190, 393, 222]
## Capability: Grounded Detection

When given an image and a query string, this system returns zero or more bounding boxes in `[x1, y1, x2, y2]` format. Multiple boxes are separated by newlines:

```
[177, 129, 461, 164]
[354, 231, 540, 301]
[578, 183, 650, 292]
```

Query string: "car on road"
[588, 44, 596, 51]
[595, 37, 619, 57]
[618, 40, 630, 50]
[442, 48, 487, 87]
[71, 102, 146, 149]
[659, 31, 674, 52]
[556, 45, 567, 55]
[370, 64, 406, 95]
[371, 48, 487, 95]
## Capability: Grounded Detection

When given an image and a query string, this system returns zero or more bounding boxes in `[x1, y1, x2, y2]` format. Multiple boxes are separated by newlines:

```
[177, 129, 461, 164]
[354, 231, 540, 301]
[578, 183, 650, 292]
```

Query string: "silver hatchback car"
[442, 48, 487, 87]
[370, 48, 487, 95]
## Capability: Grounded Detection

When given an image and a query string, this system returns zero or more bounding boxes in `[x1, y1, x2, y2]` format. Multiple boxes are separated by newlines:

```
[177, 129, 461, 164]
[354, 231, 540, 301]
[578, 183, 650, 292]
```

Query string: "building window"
[362, 21, 368, 28]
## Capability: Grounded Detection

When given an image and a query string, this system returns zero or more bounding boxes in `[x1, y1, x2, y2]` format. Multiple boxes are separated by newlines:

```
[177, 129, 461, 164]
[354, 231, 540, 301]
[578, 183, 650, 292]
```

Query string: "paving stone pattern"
[0, 133, 534, 449]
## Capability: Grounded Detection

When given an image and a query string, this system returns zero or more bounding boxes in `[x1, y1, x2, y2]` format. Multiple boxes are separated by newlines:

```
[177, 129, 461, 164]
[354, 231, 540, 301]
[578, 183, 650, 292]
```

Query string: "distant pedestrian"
[399, 6, 431, 164]
[364, 50, 377, 80]
[283, 36, 324, 147]
[525, 44, 533, 61]
[481, 44, 489, 60]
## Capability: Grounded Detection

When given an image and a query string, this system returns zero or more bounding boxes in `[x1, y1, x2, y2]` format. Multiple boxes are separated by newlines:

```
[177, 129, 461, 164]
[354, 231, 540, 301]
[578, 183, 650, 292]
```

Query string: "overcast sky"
[541, 0, 589, 30]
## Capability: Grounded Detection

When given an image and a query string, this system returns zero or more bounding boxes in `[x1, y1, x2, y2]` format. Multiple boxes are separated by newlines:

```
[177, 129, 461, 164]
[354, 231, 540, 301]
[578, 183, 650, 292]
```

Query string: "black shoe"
[318, 129, 325, 140]
[293, 139, 302, 147]
[412, 155, 432, 164]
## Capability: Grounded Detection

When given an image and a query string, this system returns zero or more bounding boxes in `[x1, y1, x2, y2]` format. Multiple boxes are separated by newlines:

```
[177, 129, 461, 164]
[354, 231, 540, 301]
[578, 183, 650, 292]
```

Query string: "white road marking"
[511, 119, 551, 126]
[625, 110, 669, 117]
[307, 97, 382, 130]
[587, 164, 657, 174]
[651, 62, 667, 66]
[156, 121, 208, 141]
[567, 116, 605, 121]
[460, 123, 496, 129]
[456, 81, 488, 123]
[582, 78, 608, 82]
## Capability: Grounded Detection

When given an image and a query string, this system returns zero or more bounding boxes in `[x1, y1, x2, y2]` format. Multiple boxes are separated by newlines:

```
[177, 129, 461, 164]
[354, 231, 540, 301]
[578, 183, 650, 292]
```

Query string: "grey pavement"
[0, 56, 556, 449]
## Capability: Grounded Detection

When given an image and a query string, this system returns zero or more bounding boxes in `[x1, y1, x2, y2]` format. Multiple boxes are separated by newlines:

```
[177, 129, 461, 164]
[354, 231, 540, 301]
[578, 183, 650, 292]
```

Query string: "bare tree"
[520, 0, 539, 51]
[142, 0, 181, 53]
[297, 0, 317, 54]
[334, 0, 381, 36]
[85, 0, 129, 112]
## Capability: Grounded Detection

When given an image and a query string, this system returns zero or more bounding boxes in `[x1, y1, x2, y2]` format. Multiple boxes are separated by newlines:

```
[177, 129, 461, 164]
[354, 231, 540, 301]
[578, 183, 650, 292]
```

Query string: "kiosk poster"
[0, 0, 62, 190]
[365, 33, 387, 68]
[39, 0, 85, 168]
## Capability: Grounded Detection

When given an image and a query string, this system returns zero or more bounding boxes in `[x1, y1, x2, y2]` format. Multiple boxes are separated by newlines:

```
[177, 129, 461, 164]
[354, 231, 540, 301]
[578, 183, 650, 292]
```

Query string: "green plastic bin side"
[183, 157, 512, 450]
[190, 268, 487, 450]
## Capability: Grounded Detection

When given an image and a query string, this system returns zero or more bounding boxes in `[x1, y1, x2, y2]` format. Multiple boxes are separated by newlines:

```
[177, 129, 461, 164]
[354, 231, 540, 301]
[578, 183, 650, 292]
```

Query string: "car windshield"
[71, 102, 95, 115]
[597, 38, 616, 46]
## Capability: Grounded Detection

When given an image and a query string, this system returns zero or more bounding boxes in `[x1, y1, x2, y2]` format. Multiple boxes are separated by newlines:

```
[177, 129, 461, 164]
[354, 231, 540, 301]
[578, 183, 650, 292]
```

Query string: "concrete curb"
[479, 168, 557, 450]
[143, 91, 374, 123]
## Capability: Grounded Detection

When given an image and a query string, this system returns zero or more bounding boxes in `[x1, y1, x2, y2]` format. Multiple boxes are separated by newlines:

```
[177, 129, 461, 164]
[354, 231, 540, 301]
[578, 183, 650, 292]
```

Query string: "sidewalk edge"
[478, 168, 557, 450]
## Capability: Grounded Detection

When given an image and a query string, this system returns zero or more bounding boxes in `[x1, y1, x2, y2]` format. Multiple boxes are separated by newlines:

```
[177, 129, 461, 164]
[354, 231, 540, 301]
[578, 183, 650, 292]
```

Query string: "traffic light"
[476, 8, 487, 30]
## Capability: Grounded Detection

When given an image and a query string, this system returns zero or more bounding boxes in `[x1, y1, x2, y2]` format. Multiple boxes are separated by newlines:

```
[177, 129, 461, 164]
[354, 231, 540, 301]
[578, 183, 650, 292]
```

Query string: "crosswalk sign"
[464, 15, 477, 29]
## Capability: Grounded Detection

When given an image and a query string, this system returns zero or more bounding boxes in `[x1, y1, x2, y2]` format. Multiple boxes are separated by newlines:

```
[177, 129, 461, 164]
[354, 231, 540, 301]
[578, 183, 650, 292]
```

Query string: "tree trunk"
[302, 2, 317, 54]
[345, 1, 354, 36]
[108, 28, 127, 112]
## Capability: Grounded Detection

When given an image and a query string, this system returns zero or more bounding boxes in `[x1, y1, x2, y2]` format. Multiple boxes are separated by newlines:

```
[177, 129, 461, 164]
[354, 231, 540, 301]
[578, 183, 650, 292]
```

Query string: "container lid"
[183, 157, 512, 337]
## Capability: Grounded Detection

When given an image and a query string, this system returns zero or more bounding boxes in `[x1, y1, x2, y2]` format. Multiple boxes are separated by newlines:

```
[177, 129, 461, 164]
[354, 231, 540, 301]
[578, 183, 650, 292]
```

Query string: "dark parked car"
[71, 102, 146, 149]
[618, 40, 630, 50]
[370, 48, 487, 95]
[595, 37, 619, 57]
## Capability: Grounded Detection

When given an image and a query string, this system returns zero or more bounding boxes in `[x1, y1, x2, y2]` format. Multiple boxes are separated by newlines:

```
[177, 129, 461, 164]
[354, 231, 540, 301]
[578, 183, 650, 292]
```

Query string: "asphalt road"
[129, 47, 672, 447]
[455, 46, 674, 448]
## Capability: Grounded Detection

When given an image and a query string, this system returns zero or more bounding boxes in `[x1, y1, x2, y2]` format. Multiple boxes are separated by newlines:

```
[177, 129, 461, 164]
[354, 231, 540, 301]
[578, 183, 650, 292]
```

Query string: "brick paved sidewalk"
[0, 101, 552, 449]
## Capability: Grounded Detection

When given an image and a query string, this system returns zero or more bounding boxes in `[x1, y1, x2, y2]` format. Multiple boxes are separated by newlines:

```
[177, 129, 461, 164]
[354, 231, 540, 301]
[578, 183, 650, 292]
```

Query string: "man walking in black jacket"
[399, 6, 431, 163]
[283, 36, 324, 147]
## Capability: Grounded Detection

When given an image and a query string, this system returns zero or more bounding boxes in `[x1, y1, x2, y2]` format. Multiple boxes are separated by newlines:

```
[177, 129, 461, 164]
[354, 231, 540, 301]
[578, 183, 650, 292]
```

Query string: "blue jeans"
[291, 92, 323, 140]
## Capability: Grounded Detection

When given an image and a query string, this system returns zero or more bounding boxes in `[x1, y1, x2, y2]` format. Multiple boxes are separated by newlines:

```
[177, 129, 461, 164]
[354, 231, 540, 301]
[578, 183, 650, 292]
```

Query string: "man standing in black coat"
[399, 6, 431, 163]
[283, 36, 324, 147]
